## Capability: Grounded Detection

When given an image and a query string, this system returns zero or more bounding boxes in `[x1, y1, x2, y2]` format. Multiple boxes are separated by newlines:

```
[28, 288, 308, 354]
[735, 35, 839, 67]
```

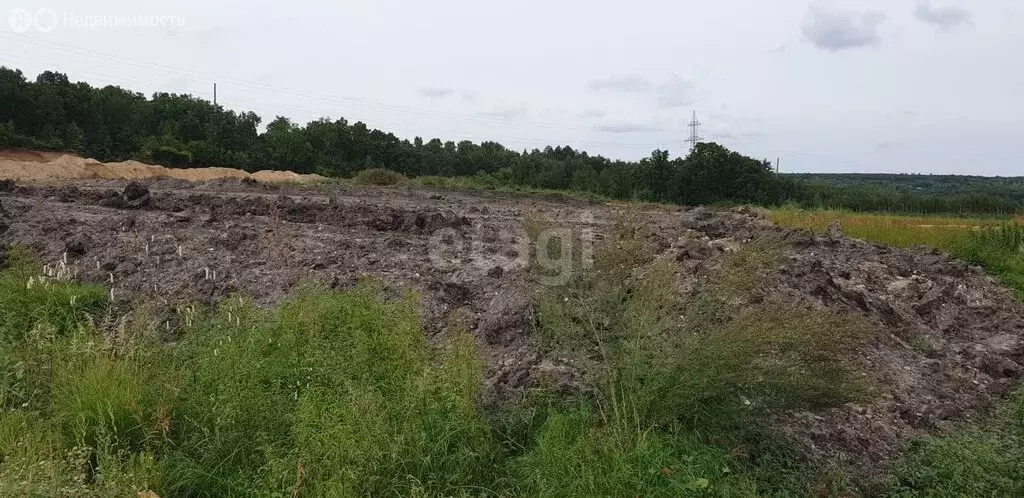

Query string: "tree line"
[0, 67, 1018, 215]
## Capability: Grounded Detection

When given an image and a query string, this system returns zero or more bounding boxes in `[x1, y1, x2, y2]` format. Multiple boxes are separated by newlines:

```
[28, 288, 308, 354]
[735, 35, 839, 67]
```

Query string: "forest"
[1, 67, 1019, 215]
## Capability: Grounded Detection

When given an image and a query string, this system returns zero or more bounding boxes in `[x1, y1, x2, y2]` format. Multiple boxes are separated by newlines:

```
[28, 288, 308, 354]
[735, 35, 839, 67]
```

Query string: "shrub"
[353, 168, 407, 185]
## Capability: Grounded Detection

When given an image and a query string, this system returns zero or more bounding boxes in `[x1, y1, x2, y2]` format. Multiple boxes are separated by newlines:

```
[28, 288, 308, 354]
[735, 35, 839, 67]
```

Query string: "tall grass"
[953, 223, 1024, 293]
[537, 218, 873, 426]
[0, 254, 499, 496]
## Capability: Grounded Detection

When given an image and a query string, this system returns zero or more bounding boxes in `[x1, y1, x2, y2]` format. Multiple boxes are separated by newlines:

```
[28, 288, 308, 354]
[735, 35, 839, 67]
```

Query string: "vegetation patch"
[890, 390, 1024, 496]
[352, 167, 407, 185]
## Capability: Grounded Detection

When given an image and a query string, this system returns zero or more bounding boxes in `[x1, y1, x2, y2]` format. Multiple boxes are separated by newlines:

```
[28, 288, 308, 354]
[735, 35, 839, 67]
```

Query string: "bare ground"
[1, 178, 1022, 477]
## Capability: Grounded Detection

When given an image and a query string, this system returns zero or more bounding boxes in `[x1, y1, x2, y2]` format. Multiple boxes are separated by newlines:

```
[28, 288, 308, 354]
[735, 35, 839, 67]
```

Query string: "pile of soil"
[767, 226, 1024, 466]
[0, 180, 1021, 478]
[0, 150, 325, 184]
[656, 208, 1024, 472]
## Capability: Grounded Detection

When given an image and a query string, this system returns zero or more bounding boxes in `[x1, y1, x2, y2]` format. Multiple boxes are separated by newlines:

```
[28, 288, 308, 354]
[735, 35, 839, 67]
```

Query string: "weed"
[514, 405, 762, 497]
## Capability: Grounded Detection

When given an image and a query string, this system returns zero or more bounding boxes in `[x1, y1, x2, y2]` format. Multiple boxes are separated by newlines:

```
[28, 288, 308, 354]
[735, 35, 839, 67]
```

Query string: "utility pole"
[685, 111, 702, 153]
[776, 157, 780, 174]
[213, 83, 217, 106]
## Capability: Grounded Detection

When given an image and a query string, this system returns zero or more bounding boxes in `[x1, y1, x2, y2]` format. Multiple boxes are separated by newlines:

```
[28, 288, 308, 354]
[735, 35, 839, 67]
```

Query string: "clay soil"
[1, 177, 1022, 476]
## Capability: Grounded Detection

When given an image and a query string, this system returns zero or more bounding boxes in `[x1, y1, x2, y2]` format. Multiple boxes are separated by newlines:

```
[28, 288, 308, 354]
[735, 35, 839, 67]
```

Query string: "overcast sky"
[2, 0, 1022, 175]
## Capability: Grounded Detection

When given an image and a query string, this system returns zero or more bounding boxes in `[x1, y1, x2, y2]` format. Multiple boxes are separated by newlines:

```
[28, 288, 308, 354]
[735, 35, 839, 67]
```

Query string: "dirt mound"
[0, 151, 322, 184]
[251, 170, 326, 184]
[660, 207, 1024, 472]
[762, 227, 1024, 466]
[98, 181, 152, 209]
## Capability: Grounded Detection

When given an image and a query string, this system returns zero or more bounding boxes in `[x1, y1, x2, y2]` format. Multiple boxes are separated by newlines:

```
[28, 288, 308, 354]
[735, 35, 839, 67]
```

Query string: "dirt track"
[2, 177, 1023, 474]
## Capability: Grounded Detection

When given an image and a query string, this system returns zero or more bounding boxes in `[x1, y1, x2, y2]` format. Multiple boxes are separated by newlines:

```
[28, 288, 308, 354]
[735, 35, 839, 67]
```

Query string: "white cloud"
[801, 3, 887, 51]
[655, 76, 693, 109]
[588, 75, 693, 109]
[913, 1, 971, 29]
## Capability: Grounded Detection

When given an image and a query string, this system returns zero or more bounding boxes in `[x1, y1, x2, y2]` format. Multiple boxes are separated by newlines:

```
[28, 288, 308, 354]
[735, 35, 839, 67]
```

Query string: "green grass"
[0, 254, 498, 496]
[889, 390, 1024, 496]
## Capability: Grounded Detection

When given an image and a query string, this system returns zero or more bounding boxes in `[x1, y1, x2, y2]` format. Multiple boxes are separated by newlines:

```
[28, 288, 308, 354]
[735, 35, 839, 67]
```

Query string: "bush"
[0, 122, 65, 151]
[353, 168, 407, 185]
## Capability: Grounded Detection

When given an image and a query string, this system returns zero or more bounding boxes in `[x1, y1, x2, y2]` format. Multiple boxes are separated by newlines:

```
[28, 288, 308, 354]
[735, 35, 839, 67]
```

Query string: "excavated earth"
[1, 178, 1022, 477]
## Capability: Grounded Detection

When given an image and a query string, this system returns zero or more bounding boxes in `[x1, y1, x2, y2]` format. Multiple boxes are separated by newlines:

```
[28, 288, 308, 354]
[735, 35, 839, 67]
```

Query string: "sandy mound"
[251, 170, 327, 183]
[0, 151, 323, 184]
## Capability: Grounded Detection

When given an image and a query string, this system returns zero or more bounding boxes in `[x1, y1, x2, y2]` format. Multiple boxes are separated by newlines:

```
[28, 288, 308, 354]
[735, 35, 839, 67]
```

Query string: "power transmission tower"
[685, 111, 702, 153]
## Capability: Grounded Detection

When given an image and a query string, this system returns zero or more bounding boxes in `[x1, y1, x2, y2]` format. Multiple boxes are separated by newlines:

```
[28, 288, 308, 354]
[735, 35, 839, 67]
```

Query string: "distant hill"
[785, 174, 1024, 204]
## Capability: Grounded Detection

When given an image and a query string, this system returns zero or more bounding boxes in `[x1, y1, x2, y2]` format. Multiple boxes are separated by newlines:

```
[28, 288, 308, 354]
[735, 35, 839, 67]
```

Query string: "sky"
[2, 0, 1022, 175]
